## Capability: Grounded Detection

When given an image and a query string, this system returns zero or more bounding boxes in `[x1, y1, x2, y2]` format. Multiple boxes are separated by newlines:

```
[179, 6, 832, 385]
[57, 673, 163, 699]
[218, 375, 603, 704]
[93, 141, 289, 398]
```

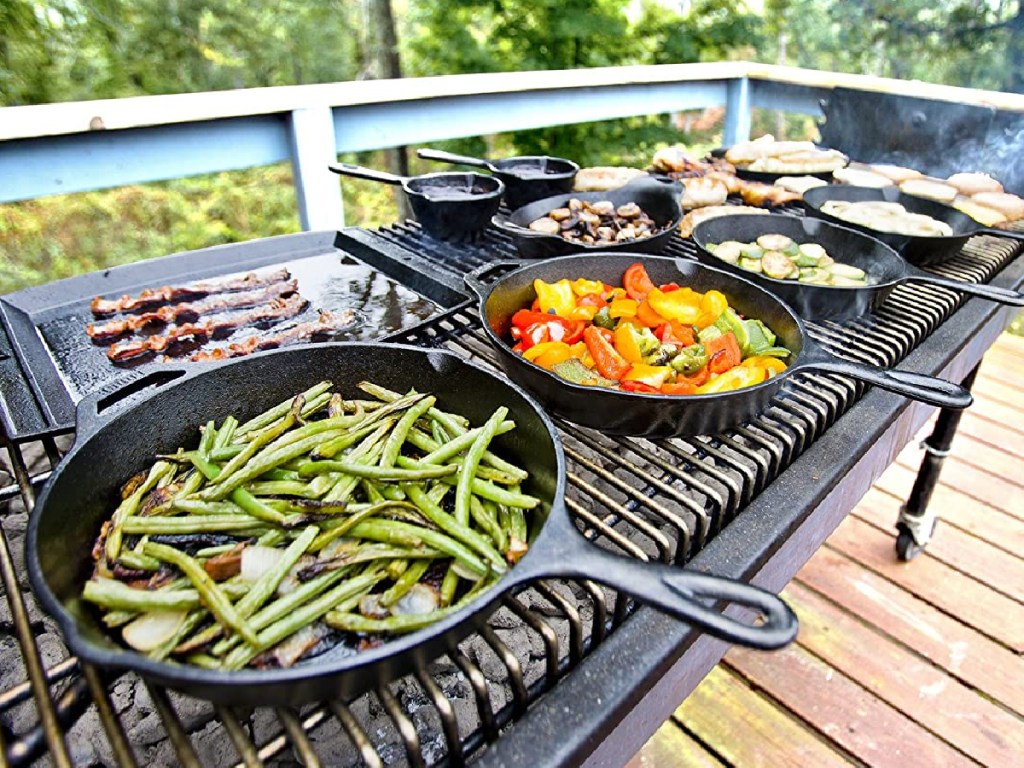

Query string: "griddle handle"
[490, 213, 551, 239]
[464, 260, 531, 300]
[802, 360, 973, 410]
[903, 272, 1024, 307]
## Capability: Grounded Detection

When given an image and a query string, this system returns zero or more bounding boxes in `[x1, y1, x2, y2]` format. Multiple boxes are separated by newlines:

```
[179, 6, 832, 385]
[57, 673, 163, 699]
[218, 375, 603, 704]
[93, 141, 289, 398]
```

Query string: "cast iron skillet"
[802, 185, 1024, 266]
[417, 148, 579, 210]
[465, 254, 972, 438]
[690, 214, 1024, 322]
[709, 146, 847, 184]
[491, 176, 683, 259]
[327, 163, 503, 239]
[27, 343, 797, 706]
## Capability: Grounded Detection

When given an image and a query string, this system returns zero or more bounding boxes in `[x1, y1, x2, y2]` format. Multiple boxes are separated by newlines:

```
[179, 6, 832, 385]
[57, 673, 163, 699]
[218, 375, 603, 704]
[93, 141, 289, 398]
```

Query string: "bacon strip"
[90, 268, 292, 316]
[186, 309, 357, 363]
[107, 295, 310, 362]
[87, 280, 299, 340]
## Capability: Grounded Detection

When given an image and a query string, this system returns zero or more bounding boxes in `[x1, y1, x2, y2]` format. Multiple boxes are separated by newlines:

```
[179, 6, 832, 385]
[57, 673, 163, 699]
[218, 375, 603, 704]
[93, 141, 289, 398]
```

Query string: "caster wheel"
[896, 529, 925, 561]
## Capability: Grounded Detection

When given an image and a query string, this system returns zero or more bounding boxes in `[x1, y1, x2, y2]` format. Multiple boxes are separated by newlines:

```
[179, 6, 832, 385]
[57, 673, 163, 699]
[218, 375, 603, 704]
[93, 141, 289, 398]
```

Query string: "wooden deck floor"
[628, 332, 1024, 768]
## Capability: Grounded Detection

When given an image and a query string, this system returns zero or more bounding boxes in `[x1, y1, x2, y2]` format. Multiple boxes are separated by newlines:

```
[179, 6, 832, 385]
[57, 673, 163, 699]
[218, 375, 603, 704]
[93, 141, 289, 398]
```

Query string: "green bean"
[418, 420, 515, 466]
[311, 419, 394, 460]
[431, 420, 450, 446]
[209, 444, 245, 462]
[309, 500, 418, 552]
[427, 483, 449, 507]
[211, 568, 349, 656]
[213, 416, 238, 451]
[328, 392, 345, 418]
[209, 395, 302, 491]
[143, 542, 258, 645]
[222, 568, 385, 669]
[105, 461, 176, 562]
[84, 579, 201, 611]
[198, 420, 217, 457]
[122, 515, 267, 535]
[102, 610, 139, 628]
[439, 565, 460, 607]
[386, 558, 409, 581]
[403, 483, 507, 574]
[379, 559, 432, 608]
[235, 381, 332, 437]
[326, 576, 497, 634]
[349, 518, 490, 576]
[455, 407, 508, 525]
[171, 499, 246, 516]
[244, 480, 322, 498]
[185, 653, 223, 669]
[470, 496, 506, 553]
[186, 453, 287, 524]
[362, 480, 385, 505]
[322, 422, 393, 503]
[379, 395, 436, 467]
[194, 543, 240, 558]
[297, 460, 457, 481]
[117, 551, 162, 571]
[176, 526, 320, 652]
[470, 477, 539, 509]
[201, 419, 351, 499]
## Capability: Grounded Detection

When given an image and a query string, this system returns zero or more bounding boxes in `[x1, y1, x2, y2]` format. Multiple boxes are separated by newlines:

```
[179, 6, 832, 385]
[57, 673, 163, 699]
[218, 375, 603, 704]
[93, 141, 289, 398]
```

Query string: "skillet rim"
[25, 341, 566, 695]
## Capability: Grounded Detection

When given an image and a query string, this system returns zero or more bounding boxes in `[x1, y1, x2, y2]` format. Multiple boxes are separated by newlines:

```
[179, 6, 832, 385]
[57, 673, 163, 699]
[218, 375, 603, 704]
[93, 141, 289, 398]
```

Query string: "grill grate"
[2, 220, 1021, 766]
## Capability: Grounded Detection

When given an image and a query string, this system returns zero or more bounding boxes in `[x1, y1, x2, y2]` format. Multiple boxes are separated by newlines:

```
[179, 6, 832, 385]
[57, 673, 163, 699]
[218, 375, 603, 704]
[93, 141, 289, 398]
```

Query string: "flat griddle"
[0, 230, 467, 440]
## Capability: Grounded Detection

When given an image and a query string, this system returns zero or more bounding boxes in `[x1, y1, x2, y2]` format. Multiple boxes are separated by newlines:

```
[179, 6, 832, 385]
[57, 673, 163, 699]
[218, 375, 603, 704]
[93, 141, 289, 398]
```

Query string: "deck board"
[632, 332, 1024, 767]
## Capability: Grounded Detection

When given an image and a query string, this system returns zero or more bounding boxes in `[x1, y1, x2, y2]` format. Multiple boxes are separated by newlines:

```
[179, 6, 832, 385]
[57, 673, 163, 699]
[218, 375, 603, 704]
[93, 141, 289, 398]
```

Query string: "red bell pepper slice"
[520, 322, 552, 351]
[660, 380, 698, 395]
[705, 331, 742, 374]
[577, 292, 608, 310]
[654, 322, 697, 347]
[623, 263, 656, 301]
[620, 380, 660, 393]
[659, 282, 681, 292]
[583, 326, 631, 380]
[562, 320, 587, 344]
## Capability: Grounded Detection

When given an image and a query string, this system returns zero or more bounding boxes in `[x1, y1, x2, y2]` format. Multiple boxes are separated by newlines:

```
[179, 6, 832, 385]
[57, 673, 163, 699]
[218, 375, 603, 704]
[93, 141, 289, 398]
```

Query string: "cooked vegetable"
[707, 235, 870, 287]
[509, 263, 792, 395]
[82, 382, 536, 670]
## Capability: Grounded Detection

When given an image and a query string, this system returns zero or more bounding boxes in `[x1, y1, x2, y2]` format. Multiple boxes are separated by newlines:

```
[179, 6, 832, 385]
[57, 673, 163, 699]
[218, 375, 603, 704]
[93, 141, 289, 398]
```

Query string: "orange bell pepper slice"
[583, 325, 631, 380]
[613, 324, 646, 364]
[705, 331, 742, 374]
[635, 299, 666, 328]
[623, 263, 656, 301]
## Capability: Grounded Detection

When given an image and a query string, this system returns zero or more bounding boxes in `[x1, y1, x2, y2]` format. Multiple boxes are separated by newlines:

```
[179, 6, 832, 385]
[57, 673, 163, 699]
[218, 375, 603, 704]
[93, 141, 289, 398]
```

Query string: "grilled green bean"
[84, 579, 202, 612]
[235, 381, 332, 437]
[379, 395, 436, 467]
[455, 407, 508, 525]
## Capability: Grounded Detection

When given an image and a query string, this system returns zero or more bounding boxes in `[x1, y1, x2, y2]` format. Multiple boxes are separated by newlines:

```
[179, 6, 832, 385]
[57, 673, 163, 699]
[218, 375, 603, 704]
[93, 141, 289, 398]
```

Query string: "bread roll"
[869, 164, 923, 183]
[573, 167, 646, 192]
[951, 198, 1007, 227]
[775, 176, 829, 195]
[899, 178, 958, 204]
[832, 167, 894, 188]
[946, 172, 1003, 196]
[970, 192, 1024, 221]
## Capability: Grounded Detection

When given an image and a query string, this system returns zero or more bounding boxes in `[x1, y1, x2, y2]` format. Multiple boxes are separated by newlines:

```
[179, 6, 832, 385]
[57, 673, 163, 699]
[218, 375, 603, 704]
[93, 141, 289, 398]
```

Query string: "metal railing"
[4, 61, 1024, 230]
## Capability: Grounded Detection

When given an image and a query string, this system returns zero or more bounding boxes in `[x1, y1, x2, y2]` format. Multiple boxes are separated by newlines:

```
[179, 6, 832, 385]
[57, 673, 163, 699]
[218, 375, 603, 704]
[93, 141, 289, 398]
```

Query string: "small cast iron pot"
[491, 176, 683, 259]
[417, 148, 579, 210]
[802, 184, 1024, 267]
[27, 343, 797, 706]
[466, 254, 972, 438]
[328, 163, 503, 239]
[690, 214, 1024, 322]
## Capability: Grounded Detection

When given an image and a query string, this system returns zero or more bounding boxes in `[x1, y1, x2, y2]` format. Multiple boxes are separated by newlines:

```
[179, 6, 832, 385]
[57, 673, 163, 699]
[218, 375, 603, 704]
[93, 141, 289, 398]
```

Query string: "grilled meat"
[736, 181, 803, 208]
[90, 268, 292, 316]
[87, 280, 299, 340]
[107, 294, 309, 362]
[185, 309, 358, 362]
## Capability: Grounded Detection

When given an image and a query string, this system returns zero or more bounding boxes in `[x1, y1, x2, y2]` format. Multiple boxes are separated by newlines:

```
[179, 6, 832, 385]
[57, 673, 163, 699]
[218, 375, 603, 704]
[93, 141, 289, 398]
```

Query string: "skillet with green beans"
[706, 233, 870, 286]
[82, 380, 537, 671]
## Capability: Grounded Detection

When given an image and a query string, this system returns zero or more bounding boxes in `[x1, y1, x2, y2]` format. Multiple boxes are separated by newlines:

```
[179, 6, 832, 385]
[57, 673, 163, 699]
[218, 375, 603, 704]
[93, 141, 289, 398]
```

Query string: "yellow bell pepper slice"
[568, 305, 599, 321]
[533, 278, 576, 317]
[646, 288, 702, 325]
[571, 278, 605, 297]
[696, 366, 767, 394]
[695, 289, 730, 328]
[613, 324, 647, 364]
[523, 341, 574, 370]
[741, 356, 788, 376]
[608, 298, 639, 319]
[604, 287, 628, 302]
[622, 364, 673, 388]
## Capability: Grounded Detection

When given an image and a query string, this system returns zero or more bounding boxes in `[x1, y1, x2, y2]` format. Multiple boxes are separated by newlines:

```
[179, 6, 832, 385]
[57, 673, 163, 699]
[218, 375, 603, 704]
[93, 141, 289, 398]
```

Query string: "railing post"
[723, 77, 752, 146]
[288, 106, 345, 230]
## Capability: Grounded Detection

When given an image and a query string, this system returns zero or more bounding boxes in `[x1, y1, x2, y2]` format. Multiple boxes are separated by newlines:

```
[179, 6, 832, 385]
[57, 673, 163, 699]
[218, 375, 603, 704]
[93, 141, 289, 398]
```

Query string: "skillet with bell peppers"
[507, 262, 792, 395]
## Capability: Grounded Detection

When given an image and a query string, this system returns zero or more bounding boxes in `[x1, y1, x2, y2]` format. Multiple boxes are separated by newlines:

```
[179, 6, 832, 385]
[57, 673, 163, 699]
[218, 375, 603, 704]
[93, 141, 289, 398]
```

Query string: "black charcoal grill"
[2, 206, 1024, 767]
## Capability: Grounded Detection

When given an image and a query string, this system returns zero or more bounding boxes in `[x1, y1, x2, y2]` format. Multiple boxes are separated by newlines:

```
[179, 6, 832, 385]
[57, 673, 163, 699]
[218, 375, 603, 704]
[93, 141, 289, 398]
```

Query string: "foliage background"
[2, 0, 1023, 320]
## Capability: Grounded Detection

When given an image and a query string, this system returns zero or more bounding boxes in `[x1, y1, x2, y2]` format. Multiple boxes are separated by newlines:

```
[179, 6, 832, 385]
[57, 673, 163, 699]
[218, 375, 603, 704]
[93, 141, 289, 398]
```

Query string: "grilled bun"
[899, 178, 958, 204]
[832, 167, 894, 188]
[573, 167, 646, 192]
[946, 172, 1004, 197]
[869, 164, 923, 183]
[971, 192, 1024, 222]
[951, 198, 1007, 227]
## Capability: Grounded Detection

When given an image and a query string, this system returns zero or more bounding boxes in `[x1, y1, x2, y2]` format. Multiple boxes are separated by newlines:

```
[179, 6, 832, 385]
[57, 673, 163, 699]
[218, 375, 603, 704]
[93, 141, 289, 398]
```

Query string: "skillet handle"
[490, 213, 550, 239]
[74, 367, 193, 439]
[464, 260, 531, 300]
[523, 547, 798, 649]
[801, 360, 973, 410]
[327, 163, 405, 186]
[904, 273, 1024, 307]
[417, 149, 492, 170]
[974, 226, 1024, 242]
